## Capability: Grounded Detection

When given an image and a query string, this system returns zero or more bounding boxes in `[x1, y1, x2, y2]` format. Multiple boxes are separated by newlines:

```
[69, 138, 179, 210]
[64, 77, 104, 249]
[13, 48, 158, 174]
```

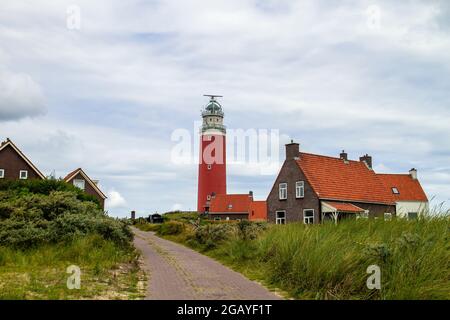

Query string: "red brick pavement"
[133, 228, 281, 300]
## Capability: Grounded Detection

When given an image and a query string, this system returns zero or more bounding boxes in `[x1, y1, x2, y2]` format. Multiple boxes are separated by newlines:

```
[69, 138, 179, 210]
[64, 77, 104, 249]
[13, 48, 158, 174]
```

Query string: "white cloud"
[106, 190, 127, 209]
[171, 203, 183, 211]
[0, 69, 47, 121]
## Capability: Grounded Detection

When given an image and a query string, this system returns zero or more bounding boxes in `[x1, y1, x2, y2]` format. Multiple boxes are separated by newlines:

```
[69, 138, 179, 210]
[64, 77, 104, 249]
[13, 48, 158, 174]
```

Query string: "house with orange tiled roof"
[267, 141, 428, 224]
[208, 192, 267, 221]
[378, 172, 428, 219]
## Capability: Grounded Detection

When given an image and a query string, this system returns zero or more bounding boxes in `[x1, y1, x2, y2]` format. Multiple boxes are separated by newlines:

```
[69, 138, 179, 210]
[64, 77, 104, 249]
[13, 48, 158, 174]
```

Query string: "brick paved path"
[133, 228, 281, 300]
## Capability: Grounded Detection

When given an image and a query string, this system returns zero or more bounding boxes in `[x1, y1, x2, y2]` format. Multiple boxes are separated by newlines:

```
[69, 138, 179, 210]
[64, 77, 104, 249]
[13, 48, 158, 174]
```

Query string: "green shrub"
[0, 179, 100, 207]
[157, 221, 185, 236]
[0, 181, 132, 249]
[194, 223, 235, 248]
[236, 220, 267, 241]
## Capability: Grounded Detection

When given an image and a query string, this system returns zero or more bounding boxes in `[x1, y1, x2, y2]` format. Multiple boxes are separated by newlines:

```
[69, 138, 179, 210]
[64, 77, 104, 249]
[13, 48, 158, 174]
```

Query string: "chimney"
[131, 211, 136, 220]
[249, 191, 253, 199]
[360, 154, 373, 169]
[409, 168, 417, 180]
[285, 140, 300, 160]
[340, 150, 348, 161]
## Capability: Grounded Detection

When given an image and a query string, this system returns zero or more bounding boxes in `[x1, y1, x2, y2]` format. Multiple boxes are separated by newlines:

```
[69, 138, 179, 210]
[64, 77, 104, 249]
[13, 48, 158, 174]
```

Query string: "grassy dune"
[0, 234, 145, 300]
[155, 216, 450, 300]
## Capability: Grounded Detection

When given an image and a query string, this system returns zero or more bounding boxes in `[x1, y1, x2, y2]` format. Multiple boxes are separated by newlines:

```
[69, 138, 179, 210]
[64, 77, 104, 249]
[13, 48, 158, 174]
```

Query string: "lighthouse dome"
[203, 98, 224, 117]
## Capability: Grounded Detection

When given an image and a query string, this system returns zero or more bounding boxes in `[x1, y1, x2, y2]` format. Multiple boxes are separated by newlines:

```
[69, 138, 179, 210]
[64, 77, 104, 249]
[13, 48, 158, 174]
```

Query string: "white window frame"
[357, 211, 369, 219]
[295, 181, 305, 198]
[275, 211, 286, 224]
[0, 169, 4, 179]
[303, 209, 315, 224]
[279, 183, 287, 200]
[384, 212, 392, 221]
[19, 170, 28, 180]
[73, 179, 85, 190]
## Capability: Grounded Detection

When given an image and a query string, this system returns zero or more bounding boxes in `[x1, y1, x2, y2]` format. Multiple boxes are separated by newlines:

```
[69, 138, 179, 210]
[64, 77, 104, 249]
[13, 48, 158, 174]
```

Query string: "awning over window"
[322, 201, 365, 213]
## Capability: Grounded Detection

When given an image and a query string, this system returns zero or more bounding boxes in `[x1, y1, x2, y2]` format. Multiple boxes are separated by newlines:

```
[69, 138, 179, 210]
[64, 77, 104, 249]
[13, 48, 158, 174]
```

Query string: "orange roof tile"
[323, 201, 365, 213]
[297, 153, 395, 205]
[209, 194, 252, 213]
[377, 174, 428, 202]
[249, 201, 267, 221]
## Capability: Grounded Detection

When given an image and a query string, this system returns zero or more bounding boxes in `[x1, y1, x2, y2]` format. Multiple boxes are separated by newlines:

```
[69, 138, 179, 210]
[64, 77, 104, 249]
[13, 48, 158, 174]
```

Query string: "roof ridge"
[377, 173, 410, 176]
[299, 151, 361, 163]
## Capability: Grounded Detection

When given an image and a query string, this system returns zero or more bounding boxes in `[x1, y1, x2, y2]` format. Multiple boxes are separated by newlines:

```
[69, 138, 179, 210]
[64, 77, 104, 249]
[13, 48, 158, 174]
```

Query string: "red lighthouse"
[197, 95, 227, 213]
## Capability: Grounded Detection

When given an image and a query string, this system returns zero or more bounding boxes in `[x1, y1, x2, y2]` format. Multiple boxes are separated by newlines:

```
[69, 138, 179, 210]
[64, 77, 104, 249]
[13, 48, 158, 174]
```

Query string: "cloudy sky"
[1, 0, 449, 217]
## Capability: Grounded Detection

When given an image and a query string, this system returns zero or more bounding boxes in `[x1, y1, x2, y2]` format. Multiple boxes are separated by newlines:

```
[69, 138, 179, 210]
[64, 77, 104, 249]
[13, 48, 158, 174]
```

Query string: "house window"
[0, 169, 4, 179]
[384, 212, 392, 221]
[214, 217, 221, 221]
[276, 211, 286, 224]
[392, 187, 399, 194]
[279, 183, 287, 200]
[19, 170, 28, 180]
[73, 179, 85, 190]
[207, 195, 211, 201]
[357, 211, 369, 219]
[408, 212, 418, 220]
[296, 181, 305, 198]
[303, 209, 314, 224]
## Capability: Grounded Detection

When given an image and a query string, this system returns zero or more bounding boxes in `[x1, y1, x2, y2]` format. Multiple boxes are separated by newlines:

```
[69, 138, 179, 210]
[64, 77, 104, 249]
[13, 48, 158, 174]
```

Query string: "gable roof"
[209, 194, 252, 213]
[296, 152, 395, 205]
[249, 200, 267, 221]
[377, 174, 428, 202]
[0, 138, 46, 179]
[64, 168, 107, 199]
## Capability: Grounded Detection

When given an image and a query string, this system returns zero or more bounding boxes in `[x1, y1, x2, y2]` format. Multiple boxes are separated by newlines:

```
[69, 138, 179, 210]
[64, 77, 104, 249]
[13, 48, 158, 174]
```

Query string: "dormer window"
[19, 170, 28, 180]
[392, 187, 399, 194]
[228, 204, 233, 209]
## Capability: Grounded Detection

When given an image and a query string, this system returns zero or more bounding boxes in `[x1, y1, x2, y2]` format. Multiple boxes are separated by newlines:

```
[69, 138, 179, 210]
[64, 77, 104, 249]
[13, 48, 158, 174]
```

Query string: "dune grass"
[0, 234, 145, 300]
[158, 216, 450, 300]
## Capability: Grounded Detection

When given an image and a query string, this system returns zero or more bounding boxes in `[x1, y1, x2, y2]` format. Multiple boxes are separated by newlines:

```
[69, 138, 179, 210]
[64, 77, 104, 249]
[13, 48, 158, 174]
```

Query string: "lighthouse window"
[207, 164, 212, 170]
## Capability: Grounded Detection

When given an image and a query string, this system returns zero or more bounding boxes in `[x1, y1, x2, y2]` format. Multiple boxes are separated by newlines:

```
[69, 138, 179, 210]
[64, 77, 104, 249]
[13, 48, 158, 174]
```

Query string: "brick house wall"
[0, 145, 42, 180]
[267, 158, 321, 224]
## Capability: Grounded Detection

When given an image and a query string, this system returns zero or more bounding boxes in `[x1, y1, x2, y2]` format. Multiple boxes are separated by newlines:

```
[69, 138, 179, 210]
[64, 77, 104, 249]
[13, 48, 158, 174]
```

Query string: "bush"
[236, 220, 267, 241]
[157, 221, 185, 236]
[0, 179, 100, 207]
[194, 223, 235, 249]
[0, 181, 132, 249]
